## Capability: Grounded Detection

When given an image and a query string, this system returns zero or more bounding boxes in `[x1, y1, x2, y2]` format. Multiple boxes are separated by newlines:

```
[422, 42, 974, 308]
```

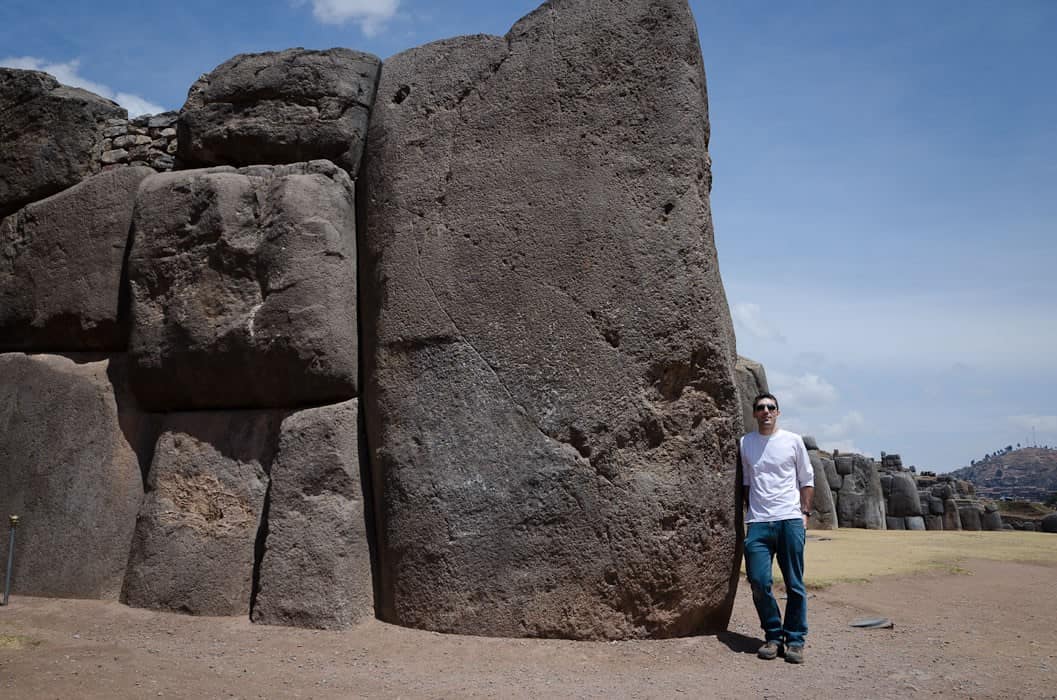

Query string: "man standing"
[740, 392, 814, 664]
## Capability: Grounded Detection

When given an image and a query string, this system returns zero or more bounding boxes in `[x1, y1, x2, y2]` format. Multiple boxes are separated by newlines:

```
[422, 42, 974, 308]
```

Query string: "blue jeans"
[744, 518, 807, 646]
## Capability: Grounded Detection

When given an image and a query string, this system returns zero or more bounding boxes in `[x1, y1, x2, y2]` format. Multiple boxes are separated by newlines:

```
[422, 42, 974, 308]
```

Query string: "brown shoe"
[757, 640, 781, 660]
[784, 645, 804, 664]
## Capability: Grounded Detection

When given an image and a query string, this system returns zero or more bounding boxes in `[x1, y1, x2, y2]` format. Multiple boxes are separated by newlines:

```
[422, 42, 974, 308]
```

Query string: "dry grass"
[750, 528, 1057, 588]
[0, 634, 39, 649]
[805, 528, 1057, 587]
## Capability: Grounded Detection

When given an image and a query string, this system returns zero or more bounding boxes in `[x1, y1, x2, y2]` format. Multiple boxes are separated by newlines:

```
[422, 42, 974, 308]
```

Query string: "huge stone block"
[734, 356, 768, 434]
[807, 452, 837, 530]
[959, 505, 982, 531]
[821, 454, 842, 490]
[981, 509, 1003, 531]
[252, 400, 373, 629]
[128, 161, 358, 410]
[362, 0, 740, 639]
[0, 68, 125, 218]
[1041, 514, 1057, 534]
[178, 48, 380, 175]
[943, 498, 962, 530]
[122, 410, 284, 615]
[0, 353, 151, 599]
[886, 471, 922, 517]
[0, 167, 153, 350]
[835, 455, 886, 529]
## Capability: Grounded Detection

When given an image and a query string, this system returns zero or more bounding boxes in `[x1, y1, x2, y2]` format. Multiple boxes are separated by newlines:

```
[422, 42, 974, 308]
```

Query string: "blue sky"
[2, 0, 1054, 471]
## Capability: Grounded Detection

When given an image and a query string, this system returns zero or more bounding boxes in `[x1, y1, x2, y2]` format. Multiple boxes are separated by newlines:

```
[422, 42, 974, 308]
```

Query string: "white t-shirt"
[740, 429, 814, 523]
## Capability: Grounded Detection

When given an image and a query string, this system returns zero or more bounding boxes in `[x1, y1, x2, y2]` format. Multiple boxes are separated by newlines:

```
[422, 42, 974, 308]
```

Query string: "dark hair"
[753, 393, 778, 411]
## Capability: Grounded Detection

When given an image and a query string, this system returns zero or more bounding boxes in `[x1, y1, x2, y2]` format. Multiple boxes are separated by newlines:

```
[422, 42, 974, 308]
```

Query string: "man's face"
[753, 398, 780, 432]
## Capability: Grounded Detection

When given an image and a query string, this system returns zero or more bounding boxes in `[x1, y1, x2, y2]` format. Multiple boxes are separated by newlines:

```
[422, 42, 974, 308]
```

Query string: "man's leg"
[775, 518, 808, 650]
[744, 522, 783, 646]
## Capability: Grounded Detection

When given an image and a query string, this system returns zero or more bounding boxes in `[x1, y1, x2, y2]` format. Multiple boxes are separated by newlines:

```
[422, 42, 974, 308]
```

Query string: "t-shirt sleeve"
[794, 436, 814, 488]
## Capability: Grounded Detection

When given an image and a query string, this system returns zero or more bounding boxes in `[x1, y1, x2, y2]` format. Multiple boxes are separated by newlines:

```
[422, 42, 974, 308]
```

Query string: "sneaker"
[784, 645, 804, 664]
[757, 640, 782, 660]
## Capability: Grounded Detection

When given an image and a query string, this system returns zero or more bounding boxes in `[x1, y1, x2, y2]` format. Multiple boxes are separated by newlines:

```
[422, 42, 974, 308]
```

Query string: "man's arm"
[800, 485, 814, 524]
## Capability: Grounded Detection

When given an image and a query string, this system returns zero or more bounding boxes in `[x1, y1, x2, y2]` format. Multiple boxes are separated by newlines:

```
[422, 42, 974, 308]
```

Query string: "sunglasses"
[754, 404, 778, 412]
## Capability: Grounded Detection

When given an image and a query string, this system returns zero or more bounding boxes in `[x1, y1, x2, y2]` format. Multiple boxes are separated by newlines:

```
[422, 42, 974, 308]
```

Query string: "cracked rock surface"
[252, 399, 374, 630]
[0, 68, 126, 218]
[361, 0, 739, 640]
[122, 410, 284, 615]
[127, 160, 358, 410]
[0, 166, 153, 350]
[0, 353, 150, 599]
[178, 48, 381, 175]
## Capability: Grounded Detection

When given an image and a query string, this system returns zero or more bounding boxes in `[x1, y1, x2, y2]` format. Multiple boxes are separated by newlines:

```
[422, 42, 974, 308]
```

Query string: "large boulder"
[0, 68, 125, 218]
[981, 509, 1003, 531]
[128, 161, 358, 410]
[835, 453, 855, 476]
[886, 471, 922, 517]
[178, 48, 380, 175]
[820, 454, 841, 490]
[0, 167, 153, 350]
[835, 454, 886, 529]
[807, 451, 837, 530]
[252, 400, 373, 629]
[734, 355, 768, 434]
[0, 353, 151, 599]
[943, 498, 962, 530]
[362, 0, 740, 639]
[904, 516, 926, 531]
[959, 505, 982, 531]
[1039, 514, 1057, 533]
[122, 410, 284, 615]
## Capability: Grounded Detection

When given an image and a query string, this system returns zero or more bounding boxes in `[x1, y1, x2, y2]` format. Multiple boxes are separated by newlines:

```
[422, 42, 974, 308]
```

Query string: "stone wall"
[99, 112, 179, 172]
[0, 0, 744, 640]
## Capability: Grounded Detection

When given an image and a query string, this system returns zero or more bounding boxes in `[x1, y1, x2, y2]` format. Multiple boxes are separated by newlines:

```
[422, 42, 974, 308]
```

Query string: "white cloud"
[0, 57, 165, 116]
[1008, 415, 1057, 433]
[820, 410, 865, 439]
[731, 302, 786, 342]
[769, 371, 839, 409]
[299, 0, 399, 35]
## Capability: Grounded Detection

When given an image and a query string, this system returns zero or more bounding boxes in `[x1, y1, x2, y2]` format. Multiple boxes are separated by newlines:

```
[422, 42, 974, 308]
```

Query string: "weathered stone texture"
[734, 355, 768, 434]
[886, 516, 905, 530]
[885, 471, 922, 517]
[980, 509, 1003, 531]
[178, 48, 380, 175]
[128, 160, 358, 410]
[362, 0, 739, 639]
[0, 353, 150, 599]
[807, 451, 838, 530]
[252, 400, 373, 629]
[0, 167, 153, 350]
[1041, 513, 1057, 534]
[0, 68, 125, 218]
[904, 516, 926, 531]
[122, 411, 283, 615]
[943, 498, 963, 530]
[959, 505, 982, 531]
[835, 455, 886, 529]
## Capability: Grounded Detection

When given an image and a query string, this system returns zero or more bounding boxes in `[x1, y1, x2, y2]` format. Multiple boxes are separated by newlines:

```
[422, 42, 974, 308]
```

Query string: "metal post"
[2, 515, 17, 606]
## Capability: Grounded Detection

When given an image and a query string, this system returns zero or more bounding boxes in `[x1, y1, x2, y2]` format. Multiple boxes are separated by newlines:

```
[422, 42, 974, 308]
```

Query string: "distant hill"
[947, 447, 1057, 500]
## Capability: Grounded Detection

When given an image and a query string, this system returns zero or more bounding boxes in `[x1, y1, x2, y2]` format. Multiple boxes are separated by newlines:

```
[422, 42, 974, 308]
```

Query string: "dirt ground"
[2, 555, 1055, 699]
